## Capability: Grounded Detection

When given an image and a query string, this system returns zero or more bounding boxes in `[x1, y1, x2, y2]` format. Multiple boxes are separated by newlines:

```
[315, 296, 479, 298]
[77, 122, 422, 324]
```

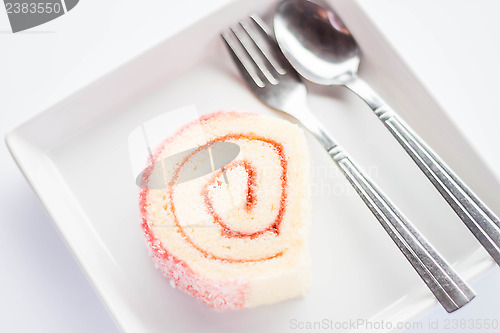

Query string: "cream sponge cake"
[139, 111, 311, 309]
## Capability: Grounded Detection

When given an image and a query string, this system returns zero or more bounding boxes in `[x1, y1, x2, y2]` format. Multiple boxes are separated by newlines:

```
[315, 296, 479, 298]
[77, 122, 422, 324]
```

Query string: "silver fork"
[221, 15, 475, 313]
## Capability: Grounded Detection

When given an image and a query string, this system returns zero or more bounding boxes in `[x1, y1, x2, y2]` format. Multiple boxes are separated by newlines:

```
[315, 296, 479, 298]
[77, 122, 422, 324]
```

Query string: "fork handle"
[378, 107, 500, 264]
[328, 146, 475, 312]
[346, 76, 500, 266]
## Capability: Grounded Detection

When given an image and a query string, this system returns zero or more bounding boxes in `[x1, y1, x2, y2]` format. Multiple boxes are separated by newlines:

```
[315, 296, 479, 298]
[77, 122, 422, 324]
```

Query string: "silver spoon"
[222, 15, 474, 312]
[274, 0, 500, 266]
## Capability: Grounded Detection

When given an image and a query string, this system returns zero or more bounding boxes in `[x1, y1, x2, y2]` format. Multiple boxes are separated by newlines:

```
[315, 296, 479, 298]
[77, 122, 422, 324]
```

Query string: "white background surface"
[0, 0, 499, 332]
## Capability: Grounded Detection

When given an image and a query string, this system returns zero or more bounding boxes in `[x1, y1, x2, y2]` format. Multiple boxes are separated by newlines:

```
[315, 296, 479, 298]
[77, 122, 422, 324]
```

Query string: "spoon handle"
[327, 144, 475, 313]
[347, 76, 500, 265]
[301, 115, 475, 312]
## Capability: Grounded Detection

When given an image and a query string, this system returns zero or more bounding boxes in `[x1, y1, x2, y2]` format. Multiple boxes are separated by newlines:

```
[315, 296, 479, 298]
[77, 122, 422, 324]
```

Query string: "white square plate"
[6, 0, 498, 332]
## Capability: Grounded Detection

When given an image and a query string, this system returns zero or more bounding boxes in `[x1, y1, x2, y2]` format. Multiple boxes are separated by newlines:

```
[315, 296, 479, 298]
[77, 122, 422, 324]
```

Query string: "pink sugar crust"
[139, 111, 256, 310]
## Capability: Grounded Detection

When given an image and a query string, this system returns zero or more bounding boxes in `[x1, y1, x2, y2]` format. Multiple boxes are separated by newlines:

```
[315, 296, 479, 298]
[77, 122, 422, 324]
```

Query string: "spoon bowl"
[274, 0, 360, 85]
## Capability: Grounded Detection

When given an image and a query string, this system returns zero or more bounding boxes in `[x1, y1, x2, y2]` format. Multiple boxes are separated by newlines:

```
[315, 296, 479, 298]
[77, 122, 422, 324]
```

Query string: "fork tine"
[223, 15, 294, 89]
[233, 21, 279, 85]
[243, 16, 287, 76]
[221, 27, 266, 88]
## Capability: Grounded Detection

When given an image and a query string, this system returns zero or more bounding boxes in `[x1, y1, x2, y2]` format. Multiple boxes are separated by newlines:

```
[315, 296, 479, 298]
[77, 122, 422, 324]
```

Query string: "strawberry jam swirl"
[166, 133, 288, 263]
[203, 160, 258, 237]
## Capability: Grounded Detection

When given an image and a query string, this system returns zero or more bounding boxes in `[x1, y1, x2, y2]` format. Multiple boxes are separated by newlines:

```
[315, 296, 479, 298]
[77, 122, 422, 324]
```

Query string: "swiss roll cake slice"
[139, 111, 311, 309]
